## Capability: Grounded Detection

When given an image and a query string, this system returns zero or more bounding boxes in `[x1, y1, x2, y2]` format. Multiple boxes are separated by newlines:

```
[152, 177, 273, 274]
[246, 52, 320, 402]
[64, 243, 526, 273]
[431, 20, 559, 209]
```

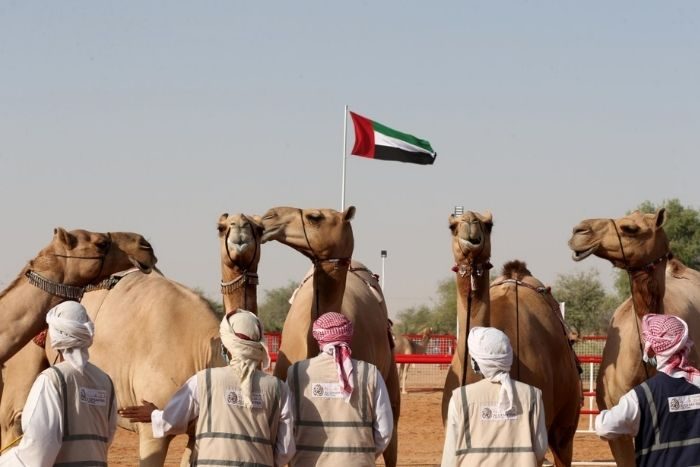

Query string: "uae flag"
[349, 112, 437, 165]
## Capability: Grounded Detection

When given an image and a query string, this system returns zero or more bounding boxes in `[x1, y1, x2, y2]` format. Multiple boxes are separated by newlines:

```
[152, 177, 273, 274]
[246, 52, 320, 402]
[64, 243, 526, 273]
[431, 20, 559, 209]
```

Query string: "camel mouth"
[260, 227, 283, 243]
[458, 238, 481, 250]
[130, 257, 153, 274]
[571, 246, 596, 262]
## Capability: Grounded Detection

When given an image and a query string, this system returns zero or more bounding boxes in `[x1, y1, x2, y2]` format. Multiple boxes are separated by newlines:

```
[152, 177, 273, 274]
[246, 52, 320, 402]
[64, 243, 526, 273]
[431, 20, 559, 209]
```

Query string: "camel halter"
[453, 257, 493, 386]
[297, 208, 351, 321]
[610, 219, 672, 379]
[220, 219, 260, 311]
[25, 233, 113, 301]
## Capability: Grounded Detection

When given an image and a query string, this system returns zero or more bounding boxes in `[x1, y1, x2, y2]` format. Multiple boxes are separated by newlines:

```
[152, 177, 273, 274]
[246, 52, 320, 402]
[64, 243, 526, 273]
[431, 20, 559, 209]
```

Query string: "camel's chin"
[130, 257, 153, 274]
[260, 229, 282, 243]
[571, 247, 596, 262]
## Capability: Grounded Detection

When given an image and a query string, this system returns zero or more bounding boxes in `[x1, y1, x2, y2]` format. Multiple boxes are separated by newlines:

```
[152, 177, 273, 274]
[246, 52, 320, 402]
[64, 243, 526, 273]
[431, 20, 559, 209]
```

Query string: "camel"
[1, 215, 264, 465]
[441, 211, 581, 467]
[217, 212, 262, 314]
[393, 327, 432, 394]
[0, 227, 157, 364]
[259, 205, 401, 467]
[569, 209, 700, 466]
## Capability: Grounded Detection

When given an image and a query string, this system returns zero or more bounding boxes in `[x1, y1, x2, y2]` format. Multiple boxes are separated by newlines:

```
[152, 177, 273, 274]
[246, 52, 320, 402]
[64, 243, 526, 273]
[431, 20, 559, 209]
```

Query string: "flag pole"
[341, 105, 348, 212]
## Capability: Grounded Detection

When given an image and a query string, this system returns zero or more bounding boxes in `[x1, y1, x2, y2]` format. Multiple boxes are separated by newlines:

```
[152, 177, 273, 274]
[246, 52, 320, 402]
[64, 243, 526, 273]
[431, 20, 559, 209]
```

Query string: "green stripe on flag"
[372, 120, 435, 154]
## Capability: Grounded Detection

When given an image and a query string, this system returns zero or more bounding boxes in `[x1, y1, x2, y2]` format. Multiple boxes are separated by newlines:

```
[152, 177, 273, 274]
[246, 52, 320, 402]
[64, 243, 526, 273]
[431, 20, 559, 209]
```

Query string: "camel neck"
[311, 261, 348, 317]
[454, 265, 491, 384]
[220, 265, 259, 314]
[0, 273, 65, 363]
[628, 261, 667, 316]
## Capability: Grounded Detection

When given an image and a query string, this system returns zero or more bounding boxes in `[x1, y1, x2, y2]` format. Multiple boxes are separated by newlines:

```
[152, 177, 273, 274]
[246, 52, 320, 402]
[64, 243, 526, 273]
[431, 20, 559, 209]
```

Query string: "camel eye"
[484, 222, 493, 233]
[620, 224, 640, 235]
[306, 213, 324, 223]
[95, 240, 110, 250]
[217, 224, 227, 233]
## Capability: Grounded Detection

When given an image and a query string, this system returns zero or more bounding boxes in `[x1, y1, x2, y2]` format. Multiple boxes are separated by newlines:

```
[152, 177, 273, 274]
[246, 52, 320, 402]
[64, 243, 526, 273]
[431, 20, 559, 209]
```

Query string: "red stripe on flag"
[349, 111, 375, 158]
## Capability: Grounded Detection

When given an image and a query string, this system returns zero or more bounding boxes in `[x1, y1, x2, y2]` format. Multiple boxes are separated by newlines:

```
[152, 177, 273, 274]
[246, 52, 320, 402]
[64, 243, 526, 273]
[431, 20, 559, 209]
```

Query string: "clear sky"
[2, 2, 699, 319]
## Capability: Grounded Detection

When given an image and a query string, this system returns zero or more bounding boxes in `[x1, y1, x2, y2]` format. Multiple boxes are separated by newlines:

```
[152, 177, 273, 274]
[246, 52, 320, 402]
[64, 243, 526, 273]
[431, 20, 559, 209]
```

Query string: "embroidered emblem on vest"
[479, 405, 518, 421]
[79, 387, 107, 406]
[668, 394, 700, 413]
[224, 389, 263, 408]
[311, 382, 345, 399]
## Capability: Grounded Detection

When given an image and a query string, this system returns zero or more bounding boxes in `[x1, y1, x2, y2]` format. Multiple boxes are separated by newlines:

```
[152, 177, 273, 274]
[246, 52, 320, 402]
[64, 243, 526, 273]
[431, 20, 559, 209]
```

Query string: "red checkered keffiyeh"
[312, 312, 354, 401]
[642, 314, 700, 383]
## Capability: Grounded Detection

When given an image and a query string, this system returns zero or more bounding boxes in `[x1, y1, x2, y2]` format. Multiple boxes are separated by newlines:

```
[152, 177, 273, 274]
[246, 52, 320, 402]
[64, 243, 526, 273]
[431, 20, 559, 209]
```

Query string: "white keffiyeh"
[219, 309, 270, 408]
[468, 326, 516, 415]
[46, 301, 94, 372]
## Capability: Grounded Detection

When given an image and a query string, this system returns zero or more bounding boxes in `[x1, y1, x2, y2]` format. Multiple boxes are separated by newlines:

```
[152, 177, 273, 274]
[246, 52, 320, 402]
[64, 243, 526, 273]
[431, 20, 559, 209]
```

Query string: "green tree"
[393, 305, 433, 334]
[552, 269, 620, 334]
[614, 199, 700, 299]
[429, 278, 458, 333]
[258, 281, 298, 331]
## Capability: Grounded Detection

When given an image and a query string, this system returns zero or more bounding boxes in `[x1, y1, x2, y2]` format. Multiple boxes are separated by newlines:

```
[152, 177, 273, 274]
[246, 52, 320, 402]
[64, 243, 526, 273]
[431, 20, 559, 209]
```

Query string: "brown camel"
[259, 205, 401, 467]
[441, 211, 581, 467]
[1, 215, 264, 465]
[0, 227, 156, 364]
[393, 327, 432, 394]
[569, 209, 700, 466]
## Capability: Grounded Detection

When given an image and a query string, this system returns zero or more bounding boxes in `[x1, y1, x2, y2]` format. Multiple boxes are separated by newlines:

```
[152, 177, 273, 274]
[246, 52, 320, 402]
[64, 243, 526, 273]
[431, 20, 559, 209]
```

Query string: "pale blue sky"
[2, 2, 699, 318]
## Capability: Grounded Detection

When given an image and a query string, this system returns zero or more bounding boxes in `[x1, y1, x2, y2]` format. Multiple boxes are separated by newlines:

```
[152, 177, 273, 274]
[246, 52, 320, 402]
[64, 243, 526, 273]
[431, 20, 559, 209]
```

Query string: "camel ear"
[343, 206, 356, 222]
[655, 208, 667, 229]
[482, 210, 493, 224]
[246, 215, 264, 236]
[217, 213, 229, 234]
[53, 227, 77, 249]
[448, 215, 458, 232]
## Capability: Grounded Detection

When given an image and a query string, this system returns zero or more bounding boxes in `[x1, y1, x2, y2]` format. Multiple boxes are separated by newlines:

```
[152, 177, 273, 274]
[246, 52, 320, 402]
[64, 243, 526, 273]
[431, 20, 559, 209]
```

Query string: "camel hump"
[500, 260, 532, 280]
[667, 257, 689, 278]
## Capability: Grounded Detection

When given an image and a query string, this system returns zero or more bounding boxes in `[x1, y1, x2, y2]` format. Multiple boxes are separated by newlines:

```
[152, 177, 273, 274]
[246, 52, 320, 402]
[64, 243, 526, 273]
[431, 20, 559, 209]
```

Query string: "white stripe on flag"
[374, 131, 433, 155]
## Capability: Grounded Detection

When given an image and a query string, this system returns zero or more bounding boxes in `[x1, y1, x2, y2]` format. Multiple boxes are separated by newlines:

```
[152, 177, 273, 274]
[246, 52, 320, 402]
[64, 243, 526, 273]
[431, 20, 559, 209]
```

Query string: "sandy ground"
[107, 389, 614, 466]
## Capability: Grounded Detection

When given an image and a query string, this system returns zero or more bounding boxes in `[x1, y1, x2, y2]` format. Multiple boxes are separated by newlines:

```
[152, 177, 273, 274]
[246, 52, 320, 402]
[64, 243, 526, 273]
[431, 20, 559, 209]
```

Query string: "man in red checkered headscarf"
[287, 312, 394, 466]
[596, 314, 700, 466]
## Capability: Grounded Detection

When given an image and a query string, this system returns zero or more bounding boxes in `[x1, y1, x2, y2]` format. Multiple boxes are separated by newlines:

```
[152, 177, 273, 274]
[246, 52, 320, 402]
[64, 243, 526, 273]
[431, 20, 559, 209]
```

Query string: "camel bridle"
[297, 209, 351, 320]
[25, 233, 114, 301]
[610, 219, 672, 379]
[220, 219, 260, 312]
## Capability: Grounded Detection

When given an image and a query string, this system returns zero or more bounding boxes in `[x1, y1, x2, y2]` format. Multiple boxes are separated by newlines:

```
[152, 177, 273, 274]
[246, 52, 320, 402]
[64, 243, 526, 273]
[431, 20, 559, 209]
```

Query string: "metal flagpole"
[341, 105, 348, 211]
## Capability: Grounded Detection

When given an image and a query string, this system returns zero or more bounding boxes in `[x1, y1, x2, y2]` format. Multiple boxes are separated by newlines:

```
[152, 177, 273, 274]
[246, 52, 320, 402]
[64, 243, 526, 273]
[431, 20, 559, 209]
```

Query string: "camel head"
[32, 228, 157, 283]
[448, 210, 493, 265]
[568, 209, 669, 270]
[217, 213, 263, 271]
[260, 206, 355, 261]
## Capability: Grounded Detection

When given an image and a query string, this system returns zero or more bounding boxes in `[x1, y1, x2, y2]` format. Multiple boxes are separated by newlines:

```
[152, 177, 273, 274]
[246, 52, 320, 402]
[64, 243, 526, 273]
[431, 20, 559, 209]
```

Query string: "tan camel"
[1, 215, 264, 466]
[442, 211, 581, 467]
[569, 209, 700, 466]
[393, 327, 432, 394]
[217, 212, 263, 314]
[259, 205, 401, 467]
[0, 227, 157, 364]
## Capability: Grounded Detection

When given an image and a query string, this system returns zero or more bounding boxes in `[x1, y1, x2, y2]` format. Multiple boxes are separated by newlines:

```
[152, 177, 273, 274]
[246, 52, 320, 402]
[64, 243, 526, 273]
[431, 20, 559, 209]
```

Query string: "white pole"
[380, 250, 387, 290]
[340, 105, 348, 211]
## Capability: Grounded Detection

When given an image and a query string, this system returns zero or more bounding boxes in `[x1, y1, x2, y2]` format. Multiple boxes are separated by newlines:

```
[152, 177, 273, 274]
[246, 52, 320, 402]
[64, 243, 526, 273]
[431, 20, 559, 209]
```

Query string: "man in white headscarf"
[441, 326, 547, 467]
[118, 309, 295, 466]
[286, 311, 393, 466]
[595, 314, 700, 466]
[0, 301, 117, 467]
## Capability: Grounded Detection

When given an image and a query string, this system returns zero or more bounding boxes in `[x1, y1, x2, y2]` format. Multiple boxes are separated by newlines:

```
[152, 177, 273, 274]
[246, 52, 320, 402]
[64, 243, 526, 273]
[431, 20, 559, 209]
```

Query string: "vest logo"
[668, 394, 700, 413]
[224, 389, 263, 409]
[311, 382, 345, 399]
[79, 387, 107, 406]
[479, 404, 517, 421]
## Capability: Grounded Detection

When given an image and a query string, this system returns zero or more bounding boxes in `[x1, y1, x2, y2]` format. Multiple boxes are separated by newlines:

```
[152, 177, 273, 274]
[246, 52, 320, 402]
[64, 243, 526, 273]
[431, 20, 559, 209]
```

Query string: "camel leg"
[137, 426, 173, 467]
[607, 436, 636, 467]
[382, 361, 400, 467]
[442, 366, 461, 425]
[548, 425, 576, 467]
[180, 434, 195, 467]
